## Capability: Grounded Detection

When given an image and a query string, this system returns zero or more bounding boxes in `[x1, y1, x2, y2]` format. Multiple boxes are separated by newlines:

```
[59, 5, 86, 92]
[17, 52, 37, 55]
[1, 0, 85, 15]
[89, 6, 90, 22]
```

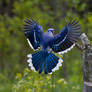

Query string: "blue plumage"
[27, 50, 62, 74]
[23, 18, 81, 74]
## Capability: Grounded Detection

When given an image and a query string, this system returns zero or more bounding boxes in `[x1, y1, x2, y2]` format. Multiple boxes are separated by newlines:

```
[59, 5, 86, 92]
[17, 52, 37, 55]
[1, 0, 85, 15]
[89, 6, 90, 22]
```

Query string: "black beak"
[51, 29, 55, 33]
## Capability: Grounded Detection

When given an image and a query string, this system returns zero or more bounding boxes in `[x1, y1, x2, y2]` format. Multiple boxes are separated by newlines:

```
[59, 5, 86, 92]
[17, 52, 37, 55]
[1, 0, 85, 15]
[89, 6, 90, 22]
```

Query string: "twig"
[75, 43, 84, 51]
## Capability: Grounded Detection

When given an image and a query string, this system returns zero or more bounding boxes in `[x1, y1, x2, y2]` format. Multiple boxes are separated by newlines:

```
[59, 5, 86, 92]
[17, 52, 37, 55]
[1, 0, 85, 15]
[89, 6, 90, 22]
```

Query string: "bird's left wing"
[51, 18, 81, 54]
[23, 18, 42, 50]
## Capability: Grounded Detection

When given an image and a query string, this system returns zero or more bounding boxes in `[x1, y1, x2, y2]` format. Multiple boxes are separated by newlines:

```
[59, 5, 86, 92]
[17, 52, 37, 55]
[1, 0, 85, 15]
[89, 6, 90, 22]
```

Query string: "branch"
[80, 33, 91, 47]
[75, 43, 84, 51]
[76, 33, 91, 51]
[78, 33, 92, 92]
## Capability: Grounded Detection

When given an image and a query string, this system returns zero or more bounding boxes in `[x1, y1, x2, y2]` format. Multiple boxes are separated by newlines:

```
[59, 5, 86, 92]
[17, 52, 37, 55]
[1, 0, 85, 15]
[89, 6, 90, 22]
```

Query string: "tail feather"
[32, 51, 41, 60]
[48, 55, 56, 69]
[27, 50, 63, 74]
[46, 53, 60, 74]
[32, 52, 42, 71]
[39, 52, 45, 73]
[47, 61, 52, 74]
[39, 62, 44, 74]
[47, 56, 53, 73]
[44, 58, 48, 74]
[50, 54, 58, 65]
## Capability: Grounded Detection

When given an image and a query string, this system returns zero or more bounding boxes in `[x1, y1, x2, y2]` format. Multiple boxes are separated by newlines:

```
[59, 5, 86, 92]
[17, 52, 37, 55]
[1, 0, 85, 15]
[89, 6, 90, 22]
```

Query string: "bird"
[23, 18, 81, 74]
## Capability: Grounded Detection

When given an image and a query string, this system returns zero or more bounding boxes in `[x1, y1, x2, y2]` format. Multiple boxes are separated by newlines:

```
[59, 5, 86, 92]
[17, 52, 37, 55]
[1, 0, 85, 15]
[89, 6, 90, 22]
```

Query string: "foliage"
[0, 0, 91, 92]
[13, 68, 82, 92]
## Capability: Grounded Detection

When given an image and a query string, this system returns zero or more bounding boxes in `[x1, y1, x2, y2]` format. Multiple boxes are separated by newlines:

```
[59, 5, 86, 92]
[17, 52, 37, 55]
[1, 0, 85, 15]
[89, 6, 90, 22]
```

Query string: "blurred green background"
[0, 0, 92, 92]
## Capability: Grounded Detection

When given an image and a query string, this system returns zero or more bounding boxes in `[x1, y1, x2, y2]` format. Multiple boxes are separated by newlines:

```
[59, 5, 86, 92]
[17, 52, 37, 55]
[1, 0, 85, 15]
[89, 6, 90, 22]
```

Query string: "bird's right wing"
[23, 18, 43, 51]
[51, 18, 81, 54]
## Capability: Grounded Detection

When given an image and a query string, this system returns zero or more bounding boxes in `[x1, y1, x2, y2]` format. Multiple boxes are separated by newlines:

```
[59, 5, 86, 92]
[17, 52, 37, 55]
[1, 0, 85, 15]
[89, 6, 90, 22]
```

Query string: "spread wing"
[23, 18, 43, 50]
[51, 18, 81, 54]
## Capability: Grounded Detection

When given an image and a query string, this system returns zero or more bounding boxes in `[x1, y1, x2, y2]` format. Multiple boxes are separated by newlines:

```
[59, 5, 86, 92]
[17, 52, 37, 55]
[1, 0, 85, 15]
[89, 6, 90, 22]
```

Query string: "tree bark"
[77, 33, 92, 92]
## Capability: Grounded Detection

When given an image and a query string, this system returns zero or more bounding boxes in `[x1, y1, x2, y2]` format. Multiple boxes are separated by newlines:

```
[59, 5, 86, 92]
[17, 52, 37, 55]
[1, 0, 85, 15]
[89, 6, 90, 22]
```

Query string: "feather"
[23, 18, 43, 50]
[51, 18, 81, 54]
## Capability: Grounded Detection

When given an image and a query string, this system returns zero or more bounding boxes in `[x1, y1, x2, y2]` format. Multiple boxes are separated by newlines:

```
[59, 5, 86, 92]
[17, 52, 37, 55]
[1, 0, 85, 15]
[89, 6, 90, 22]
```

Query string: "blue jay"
[23, 18, 81, 74]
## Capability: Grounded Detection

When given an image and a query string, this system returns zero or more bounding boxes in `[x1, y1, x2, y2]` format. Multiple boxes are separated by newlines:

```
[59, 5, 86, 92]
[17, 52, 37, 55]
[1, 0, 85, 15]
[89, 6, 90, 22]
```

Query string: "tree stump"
[77, 33, 92, 92]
